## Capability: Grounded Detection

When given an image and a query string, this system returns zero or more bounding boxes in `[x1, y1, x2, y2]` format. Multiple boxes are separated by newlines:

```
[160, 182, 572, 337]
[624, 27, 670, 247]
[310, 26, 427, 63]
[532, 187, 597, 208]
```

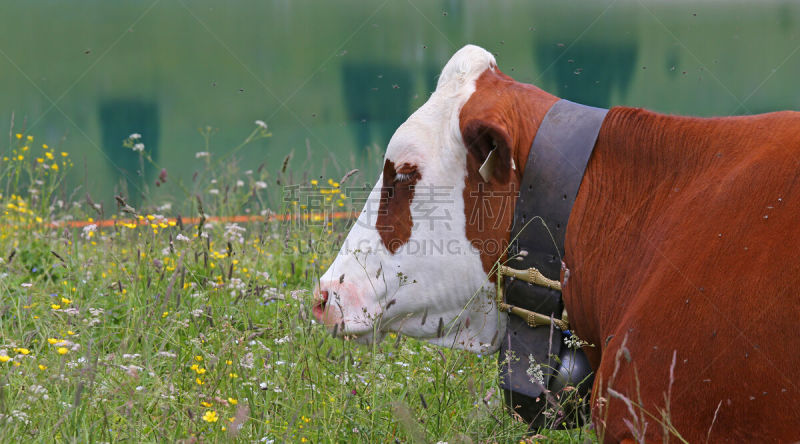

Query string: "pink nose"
[313, 288, 329, 323]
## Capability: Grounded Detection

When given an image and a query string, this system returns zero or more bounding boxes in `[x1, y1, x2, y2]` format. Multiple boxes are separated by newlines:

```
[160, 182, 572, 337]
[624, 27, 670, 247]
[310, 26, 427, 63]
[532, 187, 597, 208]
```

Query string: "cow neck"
[498, 99, 607, 399]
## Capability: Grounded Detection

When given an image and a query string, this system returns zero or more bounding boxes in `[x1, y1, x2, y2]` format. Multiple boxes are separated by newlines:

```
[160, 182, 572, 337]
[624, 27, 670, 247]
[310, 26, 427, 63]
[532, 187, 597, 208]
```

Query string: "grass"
[0, 123, 595, 443]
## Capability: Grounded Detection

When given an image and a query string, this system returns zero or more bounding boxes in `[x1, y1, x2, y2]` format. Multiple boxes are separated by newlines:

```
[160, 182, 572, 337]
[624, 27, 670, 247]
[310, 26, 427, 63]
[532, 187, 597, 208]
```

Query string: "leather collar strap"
[499, 99, 608, 402]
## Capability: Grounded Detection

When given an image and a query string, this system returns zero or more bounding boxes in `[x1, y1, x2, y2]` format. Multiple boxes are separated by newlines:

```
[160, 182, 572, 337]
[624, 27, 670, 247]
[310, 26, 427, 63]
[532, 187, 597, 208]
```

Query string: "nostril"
[313, 289, 329, 321]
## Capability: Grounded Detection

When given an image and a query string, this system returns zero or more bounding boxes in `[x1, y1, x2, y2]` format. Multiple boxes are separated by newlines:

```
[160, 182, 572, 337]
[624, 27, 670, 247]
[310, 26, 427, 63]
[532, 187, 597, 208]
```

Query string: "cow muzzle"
[312, 280, 383, 336]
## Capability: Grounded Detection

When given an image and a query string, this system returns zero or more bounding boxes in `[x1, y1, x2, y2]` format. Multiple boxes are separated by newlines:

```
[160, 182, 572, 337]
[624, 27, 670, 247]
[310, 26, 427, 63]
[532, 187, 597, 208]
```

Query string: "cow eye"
[394, 170, 418, 184]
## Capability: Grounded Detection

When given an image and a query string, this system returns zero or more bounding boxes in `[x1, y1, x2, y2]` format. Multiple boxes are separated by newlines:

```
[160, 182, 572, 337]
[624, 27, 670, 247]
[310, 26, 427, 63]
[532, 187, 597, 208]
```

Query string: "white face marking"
[314, 45, 507, 353]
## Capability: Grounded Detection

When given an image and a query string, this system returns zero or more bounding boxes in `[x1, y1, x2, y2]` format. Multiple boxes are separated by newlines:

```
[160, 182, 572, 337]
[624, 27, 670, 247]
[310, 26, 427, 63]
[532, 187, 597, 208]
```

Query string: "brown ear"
[461, 119, 513, 184]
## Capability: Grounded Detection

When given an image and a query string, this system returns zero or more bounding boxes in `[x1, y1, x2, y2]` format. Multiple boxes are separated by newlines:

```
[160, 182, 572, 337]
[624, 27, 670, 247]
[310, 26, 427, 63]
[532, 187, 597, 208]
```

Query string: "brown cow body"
[566, 108, 800, 442]
[461, 67, 800, 441]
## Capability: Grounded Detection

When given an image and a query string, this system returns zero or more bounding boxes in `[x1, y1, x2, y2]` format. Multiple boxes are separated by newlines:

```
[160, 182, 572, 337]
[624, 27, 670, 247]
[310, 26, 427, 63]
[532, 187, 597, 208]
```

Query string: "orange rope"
[51, 211, 359, 229]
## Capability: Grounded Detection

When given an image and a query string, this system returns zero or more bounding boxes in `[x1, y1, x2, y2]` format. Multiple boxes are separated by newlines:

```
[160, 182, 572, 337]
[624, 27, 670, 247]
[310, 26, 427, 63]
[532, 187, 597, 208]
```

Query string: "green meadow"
[0, 124, 595, 443]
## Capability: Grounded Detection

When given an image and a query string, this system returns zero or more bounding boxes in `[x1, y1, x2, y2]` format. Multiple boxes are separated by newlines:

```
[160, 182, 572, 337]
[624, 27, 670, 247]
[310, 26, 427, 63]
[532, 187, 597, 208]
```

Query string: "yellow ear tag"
[479, 148, 497, 182]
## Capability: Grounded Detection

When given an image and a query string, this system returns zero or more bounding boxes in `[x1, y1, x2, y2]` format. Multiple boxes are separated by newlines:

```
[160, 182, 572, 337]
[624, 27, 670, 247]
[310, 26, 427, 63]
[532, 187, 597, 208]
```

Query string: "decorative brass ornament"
[496, 264, 570, 331]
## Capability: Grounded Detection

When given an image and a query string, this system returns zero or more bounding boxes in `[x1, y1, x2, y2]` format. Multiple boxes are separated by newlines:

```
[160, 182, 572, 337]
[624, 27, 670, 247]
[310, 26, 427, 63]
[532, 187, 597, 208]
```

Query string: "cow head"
[313, 45, 558, 353]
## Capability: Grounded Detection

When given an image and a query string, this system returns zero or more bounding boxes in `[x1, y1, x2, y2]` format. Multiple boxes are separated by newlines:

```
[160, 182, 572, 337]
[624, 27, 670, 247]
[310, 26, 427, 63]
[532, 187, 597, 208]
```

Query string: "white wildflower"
[564, 334, 588, 349]
[255, 181, 267, 190]
[236, 180, 244, 187]
[27, 385, 49, 402]
[0, 410, 30, 425]
[81, 224, 97, 240]
[255, 120, 267, 129]
[228, 278, 246, 291]
[129, 133, 142, 140]
[176, 233, 190, 242]
[526, 354, 545, 386]
[263, 287, 281, 299]
[195, 151, 210, 158]
[157, 351, 177, 358]
[240, 352, 254, 369]
[224, 223, 246, 244]
[89, 307, 104, 317]
[208, 189, 219, 195]
[133, 143, 145, 152]
[21, 282, 32, 288]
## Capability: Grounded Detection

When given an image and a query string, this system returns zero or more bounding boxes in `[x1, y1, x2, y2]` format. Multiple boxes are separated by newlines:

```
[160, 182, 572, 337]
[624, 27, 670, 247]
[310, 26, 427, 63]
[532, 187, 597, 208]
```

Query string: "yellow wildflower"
[61, 297, 72, 304]
[51, 163, 58, 171]
[162, 311, 169, 318]
[0, 355, 10, 363]
[228, 397, 238, 405]
[200, 401, 212, 408]
[26, 135, 33, 141]
[57, 347, 69, 355]
[196, 377, 204, 385]
[38, 364, 47, 370]
[45, 152, 54, 160]
[14, 348, 30, 355]
[228, 372, 238, 379]
[202, 410, 218, 423]
[195, 355, 203, 361]
[15, 133, 22, 139]
[225, 360, 232, 365]
[51, 304, 61, 310]
[67, 330, 75, 335]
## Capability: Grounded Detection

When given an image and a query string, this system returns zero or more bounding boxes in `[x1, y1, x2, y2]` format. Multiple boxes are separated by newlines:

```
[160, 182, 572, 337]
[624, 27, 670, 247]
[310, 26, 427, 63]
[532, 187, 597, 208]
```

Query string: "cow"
[312, 44, 800, 442]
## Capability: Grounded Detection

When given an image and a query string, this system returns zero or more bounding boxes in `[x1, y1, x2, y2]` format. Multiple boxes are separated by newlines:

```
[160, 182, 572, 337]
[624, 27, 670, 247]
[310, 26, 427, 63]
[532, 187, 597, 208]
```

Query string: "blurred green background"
[2, 0, 799, 207]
